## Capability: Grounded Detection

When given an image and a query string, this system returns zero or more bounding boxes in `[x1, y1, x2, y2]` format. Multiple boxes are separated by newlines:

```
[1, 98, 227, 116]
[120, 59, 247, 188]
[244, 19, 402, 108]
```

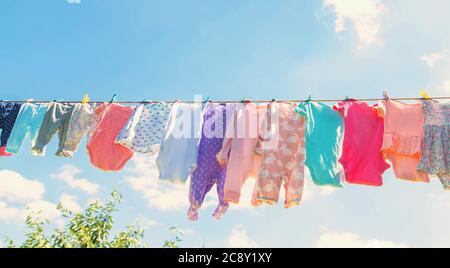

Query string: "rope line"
[0, 96, 449, 104]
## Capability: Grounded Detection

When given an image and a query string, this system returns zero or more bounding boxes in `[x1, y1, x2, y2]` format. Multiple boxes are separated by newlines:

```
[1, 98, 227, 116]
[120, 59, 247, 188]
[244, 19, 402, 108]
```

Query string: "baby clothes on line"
[60, 103, 99, 158]
[32, 102, 75, 156]
[156, 102, 204, 182]
[216, 102, 267, 203]
[417, 100, 450, 189]
[0, 102, 22, 156]
[295, 101, 344, 187]
[6, 102, 49, 155]
[377, 100, 429, 183]
[252, 102, 306, 208]
[116, 102, 172, 154]
[188, 103, 231, 221]
[333, 100, 389, 186]
[87, 103, 134, 171]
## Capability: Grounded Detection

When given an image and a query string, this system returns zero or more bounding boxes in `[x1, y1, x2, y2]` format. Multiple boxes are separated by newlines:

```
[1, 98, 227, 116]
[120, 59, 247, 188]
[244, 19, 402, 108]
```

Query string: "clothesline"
[1, 96, 450, 104]
[0, 93, 448, 221]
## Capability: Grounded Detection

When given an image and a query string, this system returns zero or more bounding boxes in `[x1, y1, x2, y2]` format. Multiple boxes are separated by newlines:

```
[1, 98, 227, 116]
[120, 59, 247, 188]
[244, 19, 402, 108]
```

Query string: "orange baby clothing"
[377, 100, 429, 182]
[216, 102, 267, 203]
[333, 100, 390, 186]
[87, 103, 134, 171]
[252, 102, 306, 208]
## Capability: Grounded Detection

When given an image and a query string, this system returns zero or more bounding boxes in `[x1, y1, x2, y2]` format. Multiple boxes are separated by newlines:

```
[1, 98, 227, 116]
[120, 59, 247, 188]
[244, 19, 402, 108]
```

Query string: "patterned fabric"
[116, 102, 172, 154]
[252, 102, 306, 208]
[6, 102, 49, 155]
[0, 102, 22, 156]
[60, 103, 99, 158]
[188, 103, 229, 221]
[417, 100, 450, 189]
[32, 102, 75, 157]
[295, 101, 344, 187]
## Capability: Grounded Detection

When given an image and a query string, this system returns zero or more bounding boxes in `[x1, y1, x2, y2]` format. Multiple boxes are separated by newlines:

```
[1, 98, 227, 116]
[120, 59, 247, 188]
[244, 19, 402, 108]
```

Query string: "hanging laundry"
[377, 100, 429, 182]
[295, 101, 344, 187]
[333, 100, 389, 186]
[32, 102, 75, 156]
[188, 103, 232, 221]
[59, 103, 100, 158]
[0, 102, 22, 156]
[252, 102, 306, 208]
[86, 103, 133, 171]
[216, 102, 267, 203]
[157, 102, 204, 182]
[5, 102, 49, 155]
[116, 102, 172, 154]
[417, 100, 450, 189]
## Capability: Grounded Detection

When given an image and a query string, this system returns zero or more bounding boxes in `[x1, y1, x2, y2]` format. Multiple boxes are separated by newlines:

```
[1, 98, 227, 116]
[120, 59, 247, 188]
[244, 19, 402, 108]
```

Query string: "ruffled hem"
[381, 133, 422, 156]
[252, 198, 278, 207]
[251, 197, 301, 208]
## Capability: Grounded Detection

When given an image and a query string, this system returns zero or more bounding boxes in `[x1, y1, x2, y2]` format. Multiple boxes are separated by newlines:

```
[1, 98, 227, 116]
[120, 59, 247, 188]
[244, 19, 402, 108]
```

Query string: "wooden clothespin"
[81, 94, 90, 105]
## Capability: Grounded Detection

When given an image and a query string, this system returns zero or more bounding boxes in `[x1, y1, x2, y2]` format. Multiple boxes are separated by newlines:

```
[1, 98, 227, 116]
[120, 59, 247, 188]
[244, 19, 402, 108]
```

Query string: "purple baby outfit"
[188, 103, 230, 221]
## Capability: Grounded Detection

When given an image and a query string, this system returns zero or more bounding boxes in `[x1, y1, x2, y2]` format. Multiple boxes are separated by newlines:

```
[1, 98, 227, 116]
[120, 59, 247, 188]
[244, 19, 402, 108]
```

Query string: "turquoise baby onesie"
[6, 102, 49, 154]
[295, 101, 344, 187]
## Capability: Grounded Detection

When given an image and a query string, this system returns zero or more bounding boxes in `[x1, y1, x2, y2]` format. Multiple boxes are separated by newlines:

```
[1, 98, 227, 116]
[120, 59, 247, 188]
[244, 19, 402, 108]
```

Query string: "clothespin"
[383, 91, 389, 101]
[241, 98, 251, 103]
[142, 98, 151, 103]
[81, 94, 89, 105]
[307, 95, 312, 102]
[344, 96, 350, 101]
[110, 94, 118, 103]
[420, 89, 431, 100]
[203, 97, 211, 103]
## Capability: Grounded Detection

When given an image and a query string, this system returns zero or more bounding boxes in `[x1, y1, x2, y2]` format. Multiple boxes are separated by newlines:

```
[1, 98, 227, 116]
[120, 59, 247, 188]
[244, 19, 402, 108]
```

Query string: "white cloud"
[421, 50, 450, 67]
[125, 155, 216, 212]
[302, 170, 339, 203]
[229, 178, 257, 211]
[226, 225, 260, 248]
[134, 215, 160, 230]
[52, 165, 100, 195]
[59, 194, 82, 213]
[420, 50, 450, 94]
[0, 201, 20, 223]
[323, 0, 385, 47]
[0, 170, 45, 203]
[315, 228, 408, 248]
[180, 228, 196, 236]
[0, 170, 63, 224]
[67, 0, 81, 4]
[22, 200, 60, 222]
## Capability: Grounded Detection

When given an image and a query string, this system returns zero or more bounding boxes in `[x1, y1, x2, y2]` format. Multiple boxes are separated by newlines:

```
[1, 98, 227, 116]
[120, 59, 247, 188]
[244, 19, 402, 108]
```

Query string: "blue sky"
[1, 0, 450, 248]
